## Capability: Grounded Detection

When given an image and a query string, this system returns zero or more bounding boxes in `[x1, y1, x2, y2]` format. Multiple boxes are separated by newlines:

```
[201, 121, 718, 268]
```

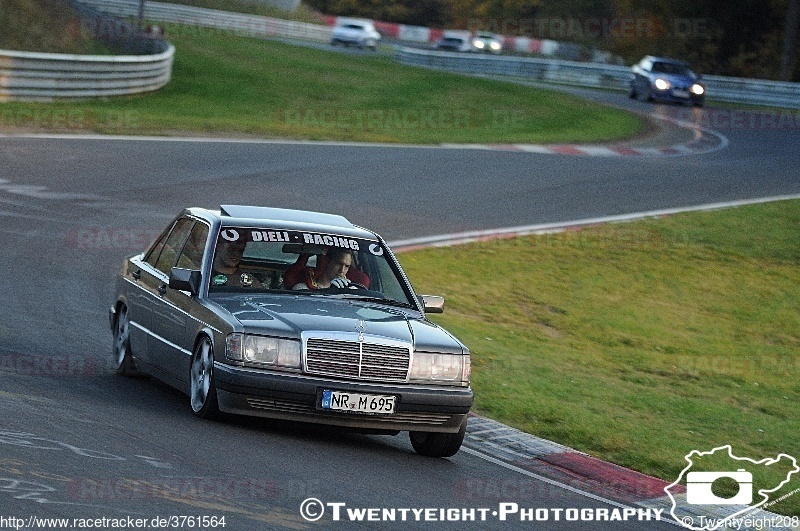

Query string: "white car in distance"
[330, 19, 381, 51]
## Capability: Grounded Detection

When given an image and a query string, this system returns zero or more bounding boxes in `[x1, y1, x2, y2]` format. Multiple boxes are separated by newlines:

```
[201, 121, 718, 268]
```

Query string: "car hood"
[653, 72, 698, 85]
[210, 294, 466, 354]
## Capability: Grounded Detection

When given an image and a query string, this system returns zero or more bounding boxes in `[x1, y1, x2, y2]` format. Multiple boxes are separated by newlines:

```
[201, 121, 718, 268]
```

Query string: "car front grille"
[304, 335, 411, 382]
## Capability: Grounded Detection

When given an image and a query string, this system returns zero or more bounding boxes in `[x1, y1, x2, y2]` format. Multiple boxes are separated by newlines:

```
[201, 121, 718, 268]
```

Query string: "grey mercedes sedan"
[110, 205, 473, 457]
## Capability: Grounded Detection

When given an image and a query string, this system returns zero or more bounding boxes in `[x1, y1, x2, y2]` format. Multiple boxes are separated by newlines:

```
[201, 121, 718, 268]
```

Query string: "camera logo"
[686, 469, 752, 505]
[666, 446, 799, 530]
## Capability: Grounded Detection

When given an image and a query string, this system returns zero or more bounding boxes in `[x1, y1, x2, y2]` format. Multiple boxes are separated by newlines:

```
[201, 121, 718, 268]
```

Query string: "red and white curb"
[463, 415, 795, 530]
[463, 414, 678, 509]
[0, 111, 729, 157]
[441, 114, 730, 157]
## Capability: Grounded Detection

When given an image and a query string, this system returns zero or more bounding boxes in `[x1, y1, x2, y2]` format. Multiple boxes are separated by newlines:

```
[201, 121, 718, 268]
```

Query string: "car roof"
[644, 55, 690, 66]
[186, 205, 377, 240]
[335, 18, 374, 27]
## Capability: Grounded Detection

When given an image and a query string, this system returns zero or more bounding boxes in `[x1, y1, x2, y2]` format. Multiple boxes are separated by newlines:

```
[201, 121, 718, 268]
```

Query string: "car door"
[123, 221, 177, 364]
[147, 217, 208, 382]
[154, 220, 210, 385]
[139, 217, 194, 384]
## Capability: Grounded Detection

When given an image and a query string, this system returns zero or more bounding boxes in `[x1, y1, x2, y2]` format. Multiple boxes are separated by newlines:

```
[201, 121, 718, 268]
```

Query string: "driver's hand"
[330, 277, 351, 289]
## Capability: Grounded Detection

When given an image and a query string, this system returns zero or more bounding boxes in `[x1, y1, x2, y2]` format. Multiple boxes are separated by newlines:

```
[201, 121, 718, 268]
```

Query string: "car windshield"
[207, 227, 416, 308]
[652, 62, 694, 76]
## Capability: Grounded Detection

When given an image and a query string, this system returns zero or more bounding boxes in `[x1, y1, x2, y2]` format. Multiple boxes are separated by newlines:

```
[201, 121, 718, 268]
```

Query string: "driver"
[292, 247, 354, 290]
[211, 238, 263, 288]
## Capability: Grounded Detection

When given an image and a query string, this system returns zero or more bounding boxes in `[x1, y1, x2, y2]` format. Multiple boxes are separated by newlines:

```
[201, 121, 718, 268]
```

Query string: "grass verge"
[400, 200, 800, 516]
[0, 28, 643, 144]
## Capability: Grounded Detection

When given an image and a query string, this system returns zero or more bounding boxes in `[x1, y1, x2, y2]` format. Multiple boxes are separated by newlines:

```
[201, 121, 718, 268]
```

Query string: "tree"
[781, 0, 800, 79]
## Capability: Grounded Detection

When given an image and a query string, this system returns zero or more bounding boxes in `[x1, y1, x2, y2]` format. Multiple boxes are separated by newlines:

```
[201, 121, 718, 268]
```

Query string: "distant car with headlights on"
[110, 205, 473, 457]
[330, 19, 381, 50]
[629, 56, 705, 106]
[435, 33, 474, 52]
[471, 32, 503, 54]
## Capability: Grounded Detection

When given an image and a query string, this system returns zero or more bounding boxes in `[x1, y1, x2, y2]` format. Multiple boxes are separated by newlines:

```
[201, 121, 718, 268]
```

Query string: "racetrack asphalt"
[0, 94, 798, 530]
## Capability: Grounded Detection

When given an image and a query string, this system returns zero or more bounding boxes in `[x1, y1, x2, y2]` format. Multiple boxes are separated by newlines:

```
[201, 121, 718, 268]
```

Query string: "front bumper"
[214, 363, 473, 433]
[651, 88, 704, 105]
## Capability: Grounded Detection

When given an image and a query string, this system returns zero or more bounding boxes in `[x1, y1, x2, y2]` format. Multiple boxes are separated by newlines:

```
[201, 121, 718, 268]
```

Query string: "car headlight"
[691, 83, 705, 95]
[473, 40, 485, 49]
[410, 352, 470, 384]
[654, 78, 670, 91]
[226, 333, 301, 368]
[490, 41, 501, 51]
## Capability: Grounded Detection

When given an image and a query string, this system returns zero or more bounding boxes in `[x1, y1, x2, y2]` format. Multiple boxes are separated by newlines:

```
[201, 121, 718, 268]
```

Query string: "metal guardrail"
[0, 47, 175, 102]
[3, 0, 798, 107]
[80, 0, 332, 41]
[84, 0, 798, 109]
[700, 75, 800, 108]
[0, 1, 174, 102]
[396, 47, 800, 109]
[396, 47, 631, 90]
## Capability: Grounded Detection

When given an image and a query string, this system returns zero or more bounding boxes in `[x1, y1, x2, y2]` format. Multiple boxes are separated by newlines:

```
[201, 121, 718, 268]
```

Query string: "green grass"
[0, 29, 643, 144]
[400, 200, 800, 516]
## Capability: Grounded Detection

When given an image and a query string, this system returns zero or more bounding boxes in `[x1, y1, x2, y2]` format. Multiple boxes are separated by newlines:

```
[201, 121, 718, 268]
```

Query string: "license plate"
[321, 390, 396, 414]
[673, 89, 690, 98]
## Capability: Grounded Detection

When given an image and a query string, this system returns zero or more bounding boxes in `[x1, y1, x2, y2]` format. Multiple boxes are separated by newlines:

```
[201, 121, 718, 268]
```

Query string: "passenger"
[292, 247, 355, 290]
[211, 239, 263, 288]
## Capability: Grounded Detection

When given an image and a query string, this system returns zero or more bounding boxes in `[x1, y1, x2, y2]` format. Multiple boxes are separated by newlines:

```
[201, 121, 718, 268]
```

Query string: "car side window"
[151, 218, 194, 275]
[176, 222, 209, 271]
[144, 223, 173, 268]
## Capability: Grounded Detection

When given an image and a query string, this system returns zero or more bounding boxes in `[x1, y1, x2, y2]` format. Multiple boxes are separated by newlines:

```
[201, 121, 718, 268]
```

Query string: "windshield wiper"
[332, 294, 415, 309]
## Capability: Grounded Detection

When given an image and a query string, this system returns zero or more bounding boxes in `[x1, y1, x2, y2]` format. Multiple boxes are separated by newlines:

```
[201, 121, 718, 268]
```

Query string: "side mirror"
[419, 294, 445, 314]
[169, 267, 202, 296]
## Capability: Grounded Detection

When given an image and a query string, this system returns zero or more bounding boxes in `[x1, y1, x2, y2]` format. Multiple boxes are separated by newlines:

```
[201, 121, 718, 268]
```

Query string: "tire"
[409, 418, 467, 458]
[190, 336, 221, 419]
[112, 305, 137, 376]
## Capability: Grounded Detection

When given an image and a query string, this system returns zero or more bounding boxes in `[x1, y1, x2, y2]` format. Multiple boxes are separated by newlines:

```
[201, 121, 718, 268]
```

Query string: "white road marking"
[388, 194, 800, 250]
